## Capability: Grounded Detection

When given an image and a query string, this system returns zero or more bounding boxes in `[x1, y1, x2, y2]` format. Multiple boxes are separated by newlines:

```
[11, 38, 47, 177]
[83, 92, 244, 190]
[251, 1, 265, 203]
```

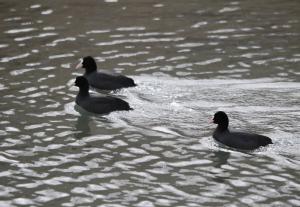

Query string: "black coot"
[212, 111, 272, 150]
[76, 56, 136, 90]
[75, 76, 132, 114]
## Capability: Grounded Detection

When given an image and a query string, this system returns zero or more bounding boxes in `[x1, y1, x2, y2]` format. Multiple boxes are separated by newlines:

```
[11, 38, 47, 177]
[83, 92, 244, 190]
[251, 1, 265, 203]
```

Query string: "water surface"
[0, 0, 300, 206]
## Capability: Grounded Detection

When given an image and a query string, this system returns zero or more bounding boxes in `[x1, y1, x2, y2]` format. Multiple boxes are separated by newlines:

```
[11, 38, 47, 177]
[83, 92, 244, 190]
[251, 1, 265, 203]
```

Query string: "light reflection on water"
[0, 0, 300, 206]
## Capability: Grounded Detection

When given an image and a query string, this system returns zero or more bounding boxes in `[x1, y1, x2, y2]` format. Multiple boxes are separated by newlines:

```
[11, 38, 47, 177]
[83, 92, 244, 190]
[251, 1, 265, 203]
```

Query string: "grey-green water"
[0, 0, 300, 206]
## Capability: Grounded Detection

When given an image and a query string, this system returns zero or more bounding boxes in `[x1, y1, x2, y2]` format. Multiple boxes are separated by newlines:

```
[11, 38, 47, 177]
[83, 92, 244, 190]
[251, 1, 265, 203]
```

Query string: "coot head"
[213, 111, 229, 130]
[76, 56, 97, 73]
[75, 76, 89, 90]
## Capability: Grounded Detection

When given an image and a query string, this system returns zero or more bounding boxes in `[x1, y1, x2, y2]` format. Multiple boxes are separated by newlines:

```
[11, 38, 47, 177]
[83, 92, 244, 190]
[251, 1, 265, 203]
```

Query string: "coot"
[212, 111, 272, 150]
[75, 76, 132, 114]
[76, 56, 136, 90]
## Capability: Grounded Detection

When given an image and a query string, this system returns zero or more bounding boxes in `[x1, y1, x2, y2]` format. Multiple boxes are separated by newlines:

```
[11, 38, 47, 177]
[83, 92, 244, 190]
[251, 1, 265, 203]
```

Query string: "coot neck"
[85, 67, 97, 75]
[78, 86, 90, 97]
[216, 122, 229, 132]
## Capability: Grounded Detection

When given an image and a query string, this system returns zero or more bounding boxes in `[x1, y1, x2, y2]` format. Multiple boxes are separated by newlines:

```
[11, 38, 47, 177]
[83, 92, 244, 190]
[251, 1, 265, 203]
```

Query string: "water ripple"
[1, 53, 30, 63]
[0, 1, 299, 206]
[96, 37, 184, 46]
[47, 37, 76, 47]
[5, 28, 37, 34]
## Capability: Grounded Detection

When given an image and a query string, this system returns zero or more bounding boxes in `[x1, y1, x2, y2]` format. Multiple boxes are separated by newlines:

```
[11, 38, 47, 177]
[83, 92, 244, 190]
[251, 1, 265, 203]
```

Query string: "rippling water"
[0, 0, 300, 206]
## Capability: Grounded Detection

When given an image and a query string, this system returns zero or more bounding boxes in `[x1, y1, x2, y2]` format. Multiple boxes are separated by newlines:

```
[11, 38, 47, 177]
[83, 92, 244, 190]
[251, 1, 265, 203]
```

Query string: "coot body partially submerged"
[76, 56, 136, 90]
[75, 76, 132, 114]
[212, 111, 272, 150]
